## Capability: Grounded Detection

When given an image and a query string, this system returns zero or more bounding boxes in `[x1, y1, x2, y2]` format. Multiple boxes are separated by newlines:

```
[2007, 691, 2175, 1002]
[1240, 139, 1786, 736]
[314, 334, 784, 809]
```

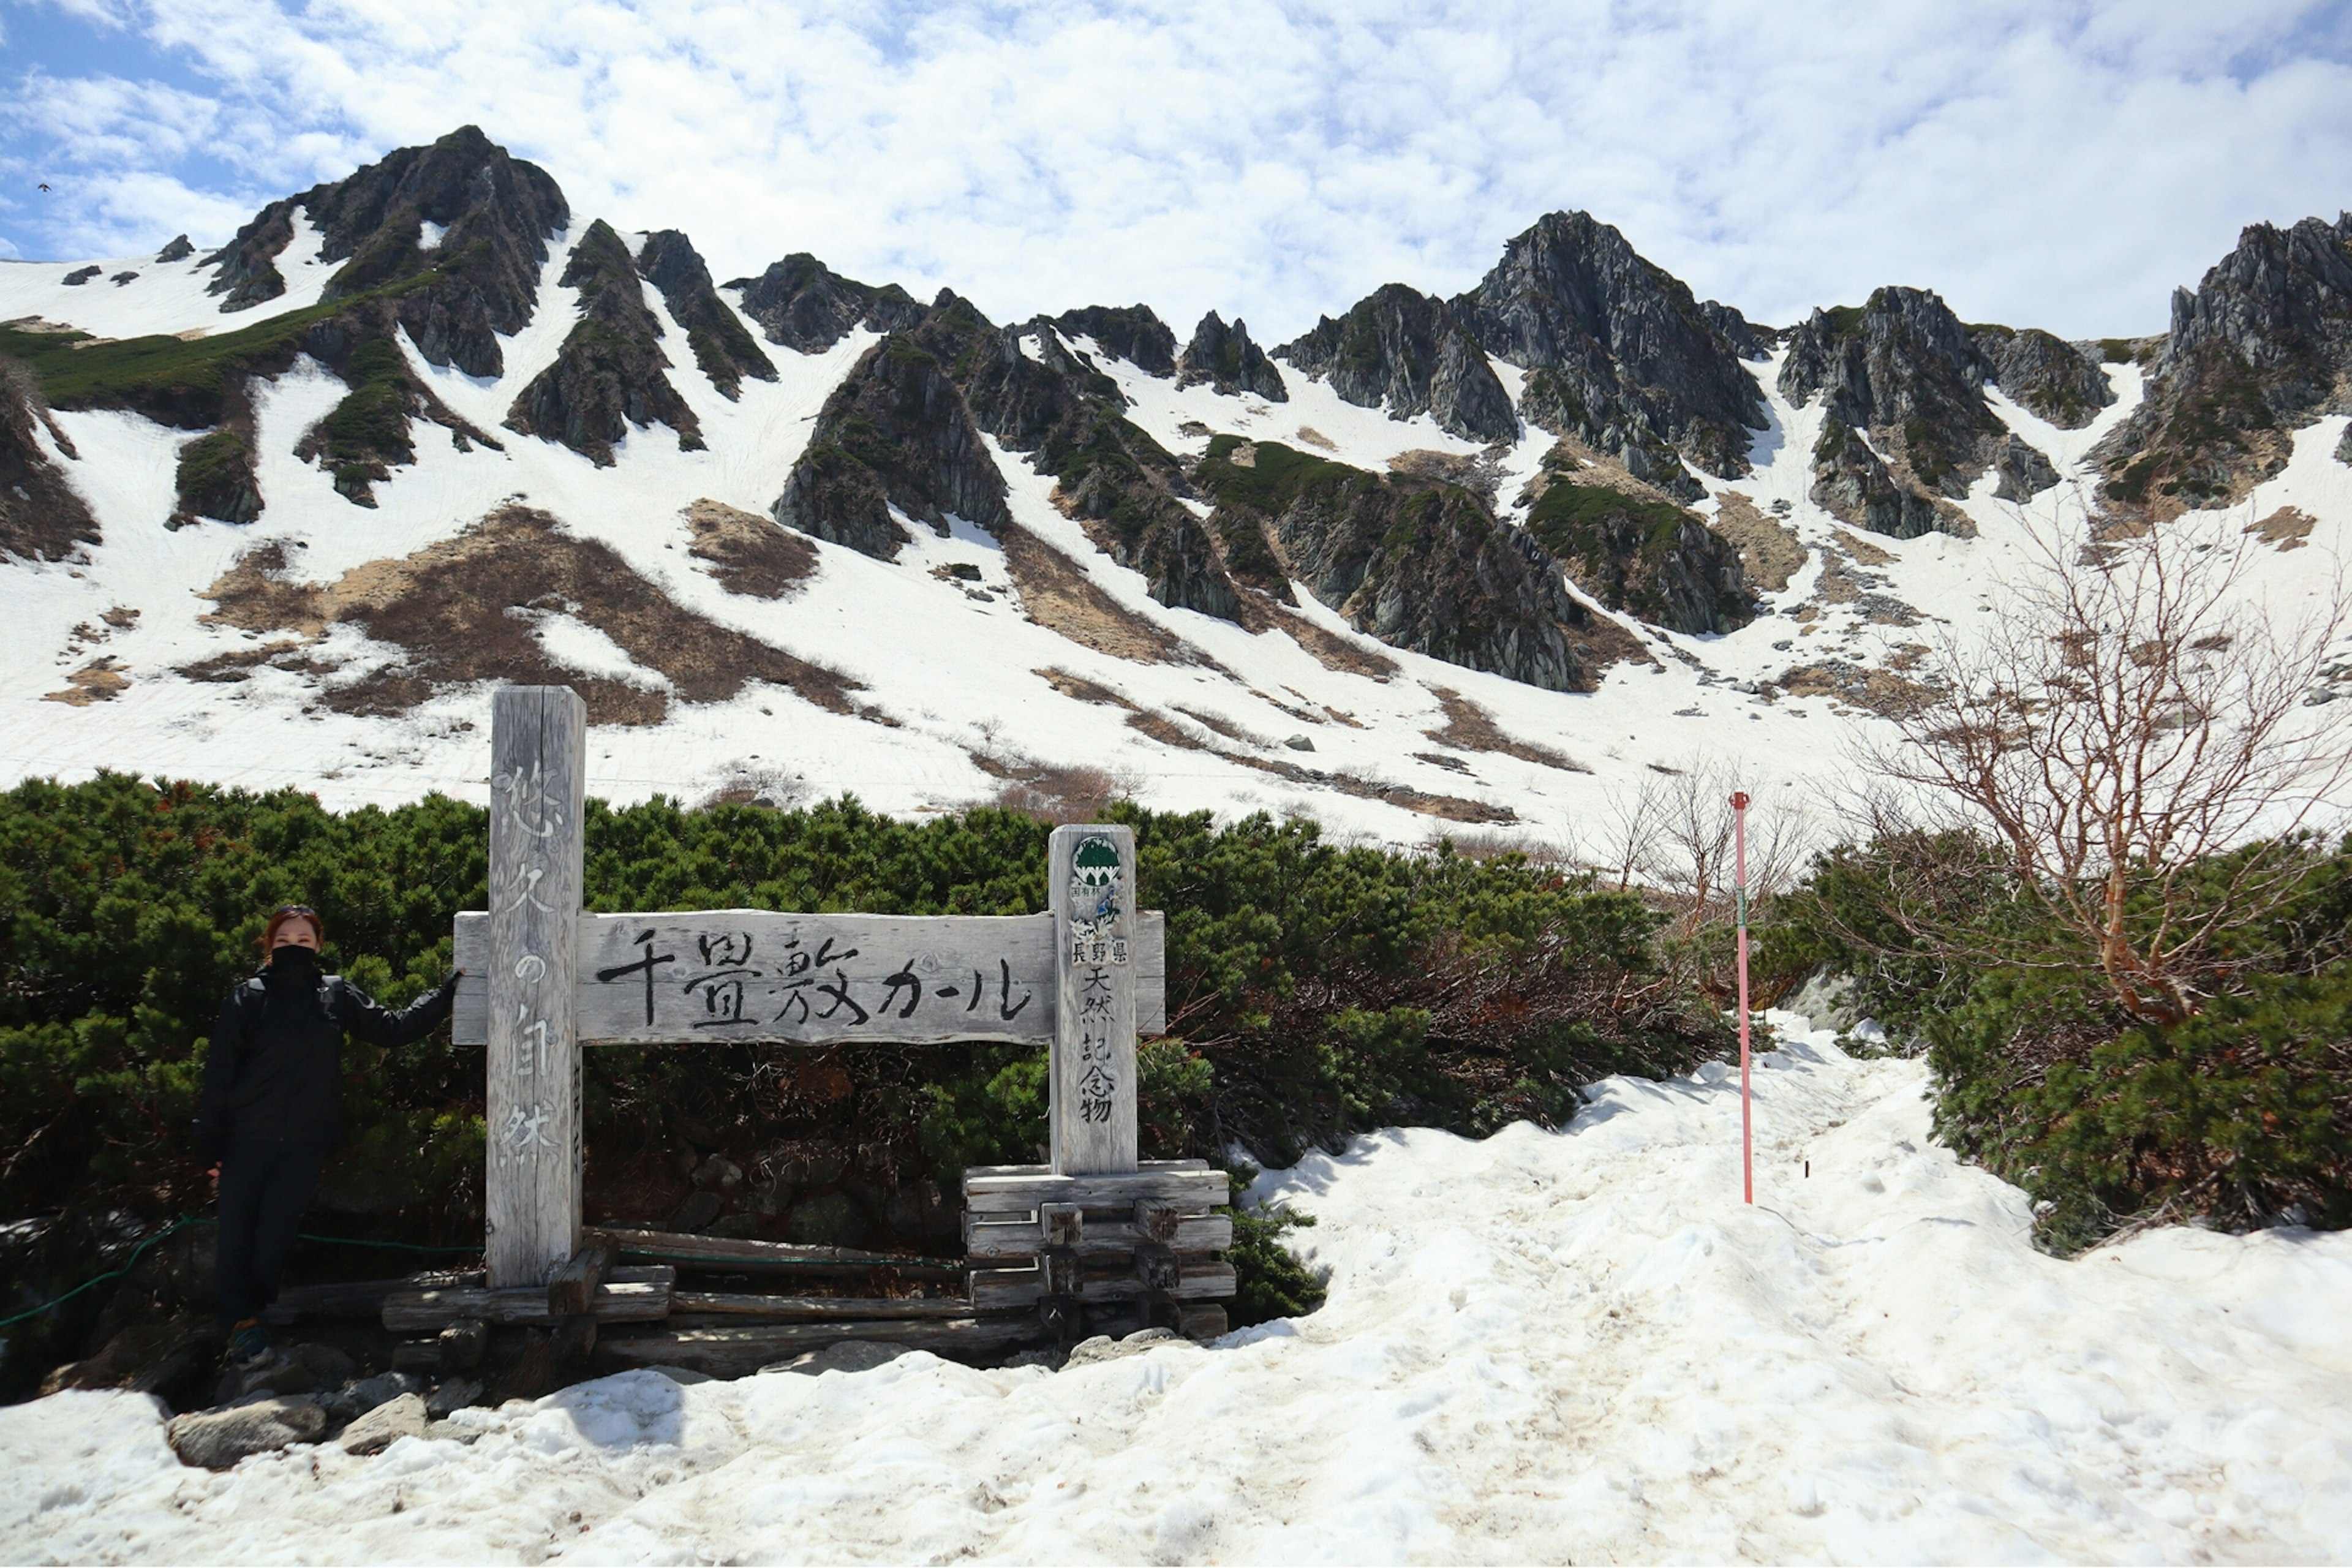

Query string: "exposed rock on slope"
[1177, 312, 1287, 401]
[1276, 284, 1518, 444]
[1780, 286, 2070, 532]
[1970, 325, 2113, 429]
[300, 124, 568, 377]
[505, 219, 703, 466]
[1517, 451, 1751, 633]
[202, 200, 298, 312]
[726, 254, 927, 353]
[0, 360, 99, 559]
[1054, 305, 1178, 377]
[774, 323, 1011, 559]
[636, 231, 777, 399]
[2095, 213, 2352, 508]
[1196, 436, 1600, 692]
[1452, 211, 1764, 496]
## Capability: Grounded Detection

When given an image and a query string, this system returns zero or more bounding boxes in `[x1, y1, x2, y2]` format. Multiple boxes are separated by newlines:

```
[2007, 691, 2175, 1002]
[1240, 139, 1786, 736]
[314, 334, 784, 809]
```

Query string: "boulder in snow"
[167, 1396, 326, 1469]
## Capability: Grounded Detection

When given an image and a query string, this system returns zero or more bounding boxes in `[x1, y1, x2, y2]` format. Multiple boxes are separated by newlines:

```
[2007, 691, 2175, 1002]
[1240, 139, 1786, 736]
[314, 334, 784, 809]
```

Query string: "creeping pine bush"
[1777, 831, 2352, 1251]
[1, 774, 1728, 1385]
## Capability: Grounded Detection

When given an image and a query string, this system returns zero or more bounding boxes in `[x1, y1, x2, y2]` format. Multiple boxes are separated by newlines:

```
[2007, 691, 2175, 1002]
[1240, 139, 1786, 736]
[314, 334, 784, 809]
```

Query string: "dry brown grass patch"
[686, 498, 817, 597]
[199, 505, 866, 726]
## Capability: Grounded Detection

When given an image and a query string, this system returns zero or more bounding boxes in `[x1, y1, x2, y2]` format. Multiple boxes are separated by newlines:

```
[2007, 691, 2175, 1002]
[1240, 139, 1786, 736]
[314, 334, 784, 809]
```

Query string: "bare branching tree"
[1594, 760, 1817, 998]
[1860, 517, 2351, 1024]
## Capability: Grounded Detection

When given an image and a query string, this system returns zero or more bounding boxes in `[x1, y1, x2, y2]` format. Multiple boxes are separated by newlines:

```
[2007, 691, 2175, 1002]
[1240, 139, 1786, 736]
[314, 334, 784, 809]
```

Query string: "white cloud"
[4, 0, 2350, 339]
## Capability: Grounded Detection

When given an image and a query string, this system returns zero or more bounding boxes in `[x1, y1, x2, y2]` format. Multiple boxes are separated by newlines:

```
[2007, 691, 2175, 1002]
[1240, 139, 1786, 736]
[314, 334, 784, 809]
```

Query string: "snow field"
[5, 1011, 2348, 1565]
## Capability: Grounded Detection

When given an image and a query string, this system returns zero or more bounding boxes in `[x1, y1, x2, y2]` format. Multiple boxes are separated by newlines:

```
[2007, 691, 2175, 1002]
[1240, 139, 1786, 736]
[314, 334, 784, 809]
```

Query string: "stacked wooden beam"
[963, 1159, 1234, 1339]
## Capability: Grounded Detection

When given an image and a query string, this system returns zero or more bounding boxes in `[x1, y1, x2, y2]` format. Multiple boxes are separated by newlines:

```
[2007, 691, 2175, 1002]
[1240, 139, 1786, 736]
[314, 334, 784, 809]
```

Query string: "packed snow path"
[6, 1015, 2349, 1564]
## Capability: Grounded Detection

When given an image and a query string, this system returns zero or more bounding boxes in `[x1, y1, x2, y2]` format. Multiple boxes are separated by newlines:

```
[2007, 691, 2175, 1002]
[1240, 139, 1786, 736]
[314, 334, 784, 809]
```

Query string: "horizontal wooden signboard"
[453, 908, 1166, 1046]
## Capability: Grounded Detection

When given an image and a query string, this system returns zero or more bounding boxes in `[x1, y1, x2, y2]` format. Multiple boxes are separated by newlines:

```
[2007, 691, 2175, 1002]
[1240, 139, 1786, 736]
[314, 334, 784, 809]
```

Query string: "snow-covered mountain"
[4, 126, 2348, 841]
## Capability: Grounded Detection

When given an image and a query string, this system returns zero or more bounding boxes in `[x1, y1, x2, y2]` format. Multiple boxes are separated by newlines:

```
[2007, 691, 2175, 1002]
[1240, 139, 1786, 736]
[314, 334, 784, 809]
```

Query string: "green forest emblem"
[1068, 834, 1128, 965]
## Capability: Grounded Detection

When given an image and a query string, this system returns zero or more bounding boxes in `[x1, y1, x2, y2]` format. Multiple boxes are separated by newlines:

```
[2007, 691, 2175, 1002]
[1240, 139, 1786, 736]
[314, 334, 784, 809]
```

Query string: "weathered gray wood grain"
[960, 1161, 1226, 1215]
[382, 1265, 674, 1332]
[666, 1292, 975, 1320]
[484, 687, 586, 1289]
[456, 910, 1167, 1042]
[963, 1213, 1232, 1259]
[967, 1258, 1237, 1308]
[598, 1317, 1037, 1377]
[592, 1227, 954, 1272]
[1049, 824, 1138, 1175]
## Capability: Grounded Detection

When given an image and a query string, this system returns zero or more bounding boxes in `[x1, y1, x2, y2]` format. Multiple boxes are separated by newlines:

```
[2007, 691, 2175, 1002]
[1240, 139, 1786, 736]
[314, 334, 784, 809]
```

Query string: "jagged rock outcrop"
[1053, 305, 1178, 377]
[726, 254, 927, 353]
[1451, 211, 1764, 496]
[203, 199, 299, 311]
[2095, 213, 2352, 507]
[636, 231, 777, 399]
[1970, 325, 2113, 428]
[204, 126, 568, 382]
[1275, 284, 1517, 443]
[773, 328, 1011, 560]
[1780, 288, 2001, 499]
[304, 125, 568, 378]
[1992, 432, 2060, 502]
[1700, 300, 1774, 360]
[291, 304, 502, 505]
[0, 360, 99, 559]
[906, 296, 1246, 619]
[1517, 454, 1751, 633]
[1175, 312, 1287, 401]
[155, 234, 194, 263]
[1781, 286, 2067, 529]
[1196, 437, 1596, 692]
[505, 220, 703, 466]
[1807, 418, 1943, 540]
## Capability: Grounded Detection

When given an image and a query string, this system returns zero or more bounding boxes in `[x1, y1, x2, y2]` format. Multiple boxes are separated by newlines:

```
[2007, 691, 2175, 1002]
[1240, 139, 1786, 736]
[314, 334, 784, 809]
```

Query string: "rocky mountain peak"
[206, 126, 567, 380]
[725, 254, 927, 354]
[1275, 283, 1518, 445]
[1176, 311, 1287, 401]
[636, 230, 777, 399]
[1780, 285, 2066, 535]
[1053, 304, 1178, 377]
[1450, 209, 1765, 495]
[2095, 212, 2352, 508]
[503, 219, 703, 466]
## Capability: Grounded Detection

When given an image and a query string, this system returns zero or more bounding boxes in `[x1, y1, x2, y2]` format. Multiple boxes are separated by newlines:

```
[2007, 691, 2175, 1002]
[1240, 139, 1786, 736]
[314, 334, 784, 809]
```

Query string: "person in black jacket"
[195, 904, 460, 1360]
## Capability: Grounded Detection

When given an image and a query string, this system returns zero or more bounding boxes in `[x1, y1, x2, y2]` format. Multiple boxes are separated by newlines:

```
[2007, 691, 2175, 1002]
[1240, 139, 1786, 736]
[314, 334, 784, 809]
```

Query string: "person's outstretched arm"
[333, 969, 462, 1048]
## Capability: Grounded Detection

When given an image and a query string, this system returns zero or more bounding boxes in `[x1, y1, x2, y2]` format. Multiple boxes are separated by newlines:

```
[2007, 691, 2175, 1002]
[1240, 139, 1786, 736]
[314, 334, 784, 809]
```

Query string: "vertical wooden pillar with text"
[484, 686, 587, 1287]
[1047, 823, 1139, 1175]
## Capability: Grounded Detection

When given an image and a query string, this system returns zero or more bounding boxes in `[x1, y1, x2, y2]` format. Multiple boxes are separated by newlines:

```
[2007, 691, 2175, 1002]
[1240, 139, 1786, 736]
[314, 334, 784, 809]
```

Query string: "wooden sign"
[1049, 824, 1137, 1175]
[464, 688, 1169, 1286]
[452, 911, 1167, 1045]
[483, 687, 587, 1291]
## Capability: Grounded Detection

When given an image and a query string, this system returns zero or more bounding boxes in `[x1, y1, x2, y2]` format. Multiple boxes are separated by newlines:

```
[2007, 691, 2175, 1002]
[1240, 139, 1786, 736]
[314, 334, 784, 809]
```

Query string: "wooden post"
[485, 686, 587, 1287]
[1047, 823, 1138, 1175]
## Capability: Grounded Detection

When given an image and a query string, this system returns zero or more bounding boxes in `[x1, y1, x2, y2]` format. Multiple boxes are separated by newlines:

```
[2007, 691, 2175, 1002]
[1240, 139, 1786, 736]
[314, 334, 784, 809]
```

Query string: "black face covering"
[265, 944, 321, 986]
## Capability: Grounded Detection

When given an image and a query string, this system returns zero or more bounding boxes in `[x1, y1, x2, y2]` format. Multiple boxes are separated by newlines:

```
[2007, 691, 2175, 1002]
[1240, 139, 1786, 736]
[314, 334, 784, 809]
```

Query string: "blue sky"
[4, 0, 2350, 341]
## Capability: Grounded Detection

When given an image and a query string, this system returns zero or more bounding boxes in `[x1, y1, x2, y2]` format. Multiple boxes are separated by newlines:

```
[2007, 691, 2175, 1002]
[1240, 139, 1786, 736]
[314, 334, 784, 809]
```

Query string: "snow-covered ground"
[7, 1010, 2347, 1565]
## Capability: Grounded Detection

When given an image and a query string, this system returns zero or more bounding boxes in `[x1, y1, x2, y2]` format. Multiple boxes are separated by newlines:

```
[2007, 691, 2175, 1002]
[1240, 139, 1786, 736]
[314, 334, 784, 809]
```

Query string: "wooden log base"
[599, 1317, 1039, 1379]
[970, 1257, 1237, 1310]
[548, 1235, 617, 1316]
[383, 1265, 675, 1332]
[263, 1272, 483, 1324]
[593, 1227, 959, 1273]
[667, 1292, 974, 1321]
[961, 1161, 1226, 1215]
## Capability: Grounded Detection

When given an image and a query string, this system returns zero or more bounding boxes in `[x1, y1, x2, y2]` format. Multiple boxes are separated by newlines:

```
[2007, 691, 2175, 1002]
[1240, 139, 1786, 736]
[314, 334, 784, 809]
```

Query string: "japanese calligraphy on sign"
[1050, 824, 1138, 1175]
[581, 916, 1041, 1042]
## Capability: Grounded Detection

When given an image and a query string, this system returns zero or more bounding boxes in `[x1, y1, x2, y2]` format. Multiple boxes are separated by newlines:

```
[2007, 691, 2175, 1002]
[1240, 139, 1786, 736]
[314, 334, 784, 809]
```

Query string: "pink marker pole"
[1731, 790, 1753, 1204]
